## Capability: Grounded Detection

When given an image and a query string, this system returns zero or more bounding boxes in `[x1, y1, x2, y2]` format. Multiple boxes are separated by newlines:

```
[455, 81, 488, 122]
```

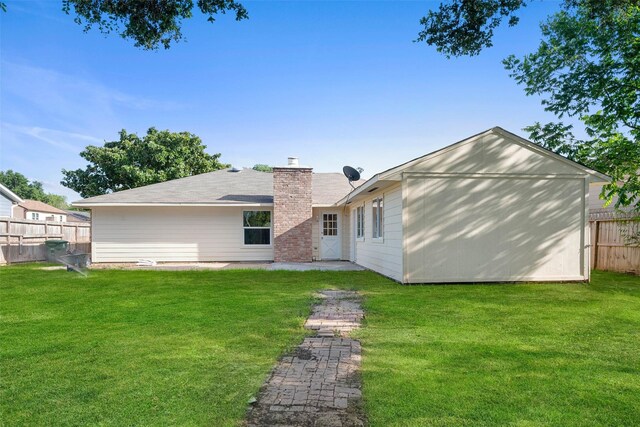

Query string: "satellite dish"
[343, 166, 361, 182]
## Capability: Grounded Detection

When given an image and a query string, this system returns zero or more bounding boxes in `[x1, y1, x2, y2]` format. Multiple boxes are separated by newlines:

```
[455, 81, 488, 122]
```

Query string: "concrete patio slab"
[267, 262, 364, 272]
[90, 261, 364, 272]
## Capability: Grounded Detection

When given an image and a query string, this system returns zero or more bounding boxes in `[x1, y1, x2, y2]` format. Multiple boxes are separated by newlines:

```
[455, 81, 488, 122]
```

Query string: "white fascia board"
[377, 127, 610, 183]
[491, 127, 611, 182]
[0, 183, 23, 203]
[72, 202, 274, 208]
[335, 175, 381, 206]
[378, 130, 494, 181]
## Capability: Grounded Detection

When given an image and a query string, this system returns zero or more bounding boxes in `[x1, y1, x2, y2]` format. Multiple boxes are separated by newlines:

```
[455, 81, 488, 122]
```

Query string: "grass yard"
[1, 265, 639, 426]
[356, 271, 640, 426]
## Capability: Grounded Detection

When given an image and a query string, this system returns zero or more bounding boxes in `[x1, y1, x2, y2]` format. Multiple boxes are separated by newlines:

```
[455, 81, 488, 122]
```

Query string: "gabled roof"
[73, 168, 360, 207]
[19, 199, 68, 215]
[0, 183, 23, 203]
[339, 127, 610, 204]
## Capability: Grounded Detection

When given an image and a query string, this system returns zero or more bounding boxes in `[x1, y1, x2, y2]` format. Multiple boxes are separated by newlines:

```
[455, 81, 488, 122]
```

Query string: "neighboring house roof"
[65, 210, 91, 222]
[0, 183, 23, 203]
[73, 168, 361, 207]
[19, 200, 68, 215]
[338, 126, 611, 204]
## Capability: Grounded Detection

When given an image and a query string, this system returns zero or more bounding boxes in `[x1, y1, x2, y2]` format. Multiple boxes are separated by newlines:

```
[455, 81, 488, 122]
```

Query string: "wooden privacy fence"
[0, 218, 91, 264]
[590, 209, 639, 275]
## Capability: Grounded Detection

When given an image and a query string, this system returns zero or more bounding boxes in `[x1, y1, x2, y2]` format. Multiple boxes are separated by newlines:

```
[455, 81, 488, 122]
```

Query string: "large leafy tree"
[61, 0, 248, 50]
[420, 0, 639, 211]
[416, 0, 527, 57]
[62, 128, 229, 198]
[0, 170, 68, 209]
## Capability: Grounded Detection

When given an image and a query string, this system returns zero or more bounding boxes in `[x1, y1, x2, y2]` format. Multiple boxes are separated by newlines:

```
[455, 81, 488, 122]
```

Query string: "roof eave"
[72, 202, 275, 208]
[335, 175, 381, 206]
[0, 184, 24, 203]
[376, 126, 611, 182]
[491, 127, 611, 182]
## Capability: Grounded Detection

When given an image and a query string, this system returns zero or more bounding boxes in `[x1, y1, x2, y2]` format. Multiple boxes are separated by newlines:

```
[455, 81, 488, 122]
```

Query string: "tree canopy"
[0, 170, 68, 209]
[61, 0, 248, 50]
[62, 128, 229, 198]
[422, 0, 639, 210]
[252, 164, 273, 173]
[416, 0, 526, 57]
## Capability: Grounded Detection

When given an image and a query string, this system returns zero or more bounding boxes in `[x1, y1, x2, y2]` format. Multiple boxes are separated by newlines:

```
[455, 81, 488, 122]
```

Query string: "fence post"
[593, 220, 600, 270]
[6, 219, 10, 264]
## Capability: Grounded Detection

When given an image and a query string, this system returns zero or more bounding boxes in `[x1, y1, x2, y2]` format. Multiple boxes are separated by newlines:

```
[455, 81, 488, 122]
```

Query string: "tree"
[420, 0, 639, 210]
[0, 170, 69, 209]
[416, 0, 527, 57]
[62, 127, 229, 198]
[252, 164, 273, 172]
[61, 0, 248, 50]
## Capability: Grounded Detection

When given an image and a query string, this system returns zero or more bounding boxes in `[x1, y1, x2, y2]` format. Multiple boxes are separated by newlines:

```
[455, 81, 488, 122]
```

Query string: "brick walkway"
[246, 290, 366, 427]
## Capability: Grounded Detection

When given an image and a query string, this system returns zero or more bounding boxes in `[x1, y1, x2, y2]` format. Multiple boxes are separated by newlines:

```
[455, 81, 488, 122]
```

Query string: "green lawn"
[1, 266, 639, 426]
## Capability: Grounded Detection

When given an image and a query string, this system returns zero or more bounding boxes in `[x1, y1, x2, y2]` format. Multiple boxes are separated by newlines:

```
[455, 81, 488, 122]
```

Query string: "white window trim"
[371, 196, 384, 242]
[242, 210, 273, 247]
[31, 212, 39, 220]
[355, 205, 365, 241]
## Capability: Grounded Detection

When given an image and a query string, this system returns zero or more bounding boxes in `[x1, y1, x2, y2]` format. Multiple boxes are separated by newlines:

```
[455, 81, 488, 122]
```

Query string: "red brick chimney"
[273, 157, 313, 262]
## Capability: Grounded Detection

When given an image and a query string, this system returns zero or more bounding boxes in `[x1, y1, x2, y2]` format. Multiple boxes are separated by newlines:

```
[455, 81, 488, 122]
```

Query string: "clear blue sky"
[1, 0, 564, 201]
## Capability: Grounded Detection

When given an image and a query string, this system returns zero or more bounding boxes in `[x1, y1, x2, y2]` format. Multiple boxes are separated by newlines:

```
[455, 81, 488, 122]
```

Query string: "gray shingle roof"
[74, 168, 361, 206]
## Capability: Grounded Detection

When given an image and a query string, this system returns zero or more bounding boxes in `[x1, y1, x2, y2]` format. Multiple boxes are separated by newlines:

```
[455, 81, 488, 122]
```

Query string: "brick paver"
[246, 290, 365, 427]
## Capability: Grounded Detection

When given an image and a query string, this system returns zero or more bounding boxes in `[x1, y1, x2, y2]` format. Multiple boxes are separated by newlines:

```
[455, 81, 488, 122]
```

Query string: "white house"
[15, 200, 68, 222]
[0, 183, 23, 217]
[74, 127, 609, 283]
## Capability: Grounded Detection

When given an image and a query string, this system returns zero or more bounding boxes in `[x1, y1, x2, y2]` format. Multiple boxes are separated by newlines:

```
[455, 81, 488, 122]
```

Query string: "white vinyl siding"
[353, 184, 402, 281]
[92, 206, 273, 262]
[25, 211, 66, 222]
[401, 132, 590, 283]
[0, 194, 13, 217]
[404, 176, 586, 283]
[342, 209, 351, 261]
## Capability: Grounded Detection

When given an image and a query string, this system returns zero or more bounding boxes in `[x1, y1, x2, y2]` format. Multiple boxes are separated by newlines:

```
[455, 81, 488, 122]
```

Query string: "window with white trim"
[356, 206, 364, 239]
[372, 197, 383, 239]
[31, 212, 39, 220]
[243, 211, 271, 245]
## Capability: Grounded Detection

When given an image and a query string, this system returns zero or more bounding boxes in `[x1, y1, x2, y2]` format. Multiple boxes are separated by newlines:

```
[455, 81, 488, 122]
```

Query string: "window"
[31, 212, 39, 220]
[322, 213, 338, 236]
[356, 206, 364, 239]
[372, 197, 383, 239]
[243, 211, 271, 245]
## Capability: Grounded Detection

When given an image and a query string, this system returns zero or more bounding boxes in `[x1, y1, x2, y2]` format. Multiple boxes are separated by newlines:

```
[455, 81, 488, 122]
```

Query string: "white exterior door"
[320, 212, 341, 260]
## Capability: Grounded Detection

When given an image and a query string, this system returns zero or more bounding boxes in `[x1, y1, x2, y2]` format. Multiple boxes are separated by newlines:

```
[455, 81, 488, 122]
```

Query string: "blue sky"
[1, 1, 564, 201]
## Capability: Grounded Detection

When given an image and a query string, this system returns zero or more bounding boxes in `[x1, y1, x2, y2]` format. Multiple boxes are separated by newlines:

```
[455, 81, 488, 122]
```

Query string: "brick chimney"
[273, 157, 313, 262]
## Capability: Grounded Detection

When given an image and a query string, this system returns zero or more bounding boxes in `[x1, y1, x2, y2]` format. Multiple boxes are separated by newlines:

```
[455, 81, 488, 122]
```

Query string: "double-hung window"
[356, 206, 364, 239]
[371, 197, 383, 239]
[243, 211, 271, 245]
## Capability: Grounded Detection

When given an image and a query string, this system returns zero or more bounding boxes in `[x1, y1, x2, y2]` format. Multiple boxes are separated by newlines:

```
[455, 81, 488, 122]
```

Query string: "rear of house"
[75, 127, 608, 283]
[75, 160, 358, 264]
